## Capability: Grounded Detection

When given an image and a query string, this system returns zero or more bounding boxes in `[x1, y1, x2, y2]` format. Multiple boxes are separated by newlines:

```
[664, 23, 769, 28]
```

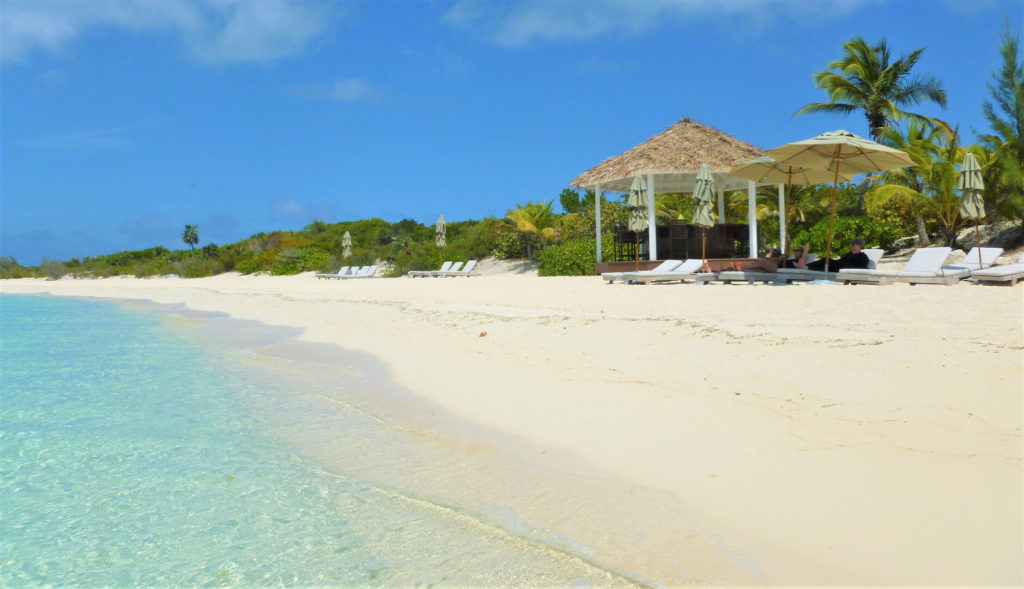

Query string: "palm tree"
[182, 224, 199, 253]
[875, 122, 952, 243]
[795, 37, 950, 140]
[507, 200, 561, 258]
[866, 128, 965, 245]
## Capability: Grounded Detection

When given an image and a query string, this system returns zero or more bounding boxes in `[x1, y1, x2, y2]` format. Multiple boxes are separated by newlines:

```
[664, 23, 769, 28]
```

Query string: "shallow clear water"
[0, 294, 631, 586]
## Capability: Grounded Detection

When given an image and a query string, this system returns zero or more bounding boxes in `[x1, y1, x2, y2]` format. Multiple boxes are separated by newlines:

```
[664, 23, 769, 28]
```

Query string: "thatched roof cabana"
[571, 118, 771, 261]
[571, 117, 764, 193]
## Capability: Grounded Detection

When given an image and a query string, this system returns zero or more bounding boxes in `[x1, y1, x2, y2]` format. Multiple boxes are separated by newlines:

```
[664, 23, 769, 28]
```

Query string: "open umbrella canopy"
[342, 230, 352, 259]
[765, 130, 914, 176]
[957, 153, 985, 220]
[728, 156, 856, 185]
[627, 175, 649, 232]
[764, 130, 913, 277]
[691, 164, 716, 229]
[435, 215, 446, 248]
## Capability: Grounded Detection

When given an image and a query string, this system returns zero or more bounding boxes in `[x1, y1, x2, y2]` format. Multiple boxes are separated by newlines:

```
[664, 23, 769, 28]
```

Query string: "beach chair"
[619, 259, 707, 284]
[716, 249, 884, 284]
[941, 247, 1004, 273]
[602, 260, 682, 283]
[967, 263, 1024, 286]
[434, 259, 478, 277]
[408, 261, 451, 277]
[434, 261, 463, 276]
[316, 265, 350, 279]
[838, 247, 966, 285]
[339, 265, 377, 279]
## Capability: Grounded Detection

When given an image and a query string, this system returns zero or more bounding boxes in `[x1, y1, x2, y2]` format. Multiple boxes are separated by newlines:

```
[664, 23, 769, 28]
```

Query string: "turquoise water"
[0, 295, 630, 586]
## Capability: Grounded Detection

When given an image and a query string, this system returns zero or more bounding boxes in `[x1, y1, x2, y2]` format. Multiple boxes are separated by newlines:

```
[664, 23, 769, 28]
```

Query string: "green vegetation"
[6, 35, 1020, 279]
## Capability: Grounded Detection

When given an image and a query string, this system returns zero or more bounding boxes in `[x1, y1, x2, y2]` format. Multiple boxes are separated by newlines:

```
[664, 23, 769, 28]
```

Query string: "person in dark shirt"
[805, 238, 870, 272]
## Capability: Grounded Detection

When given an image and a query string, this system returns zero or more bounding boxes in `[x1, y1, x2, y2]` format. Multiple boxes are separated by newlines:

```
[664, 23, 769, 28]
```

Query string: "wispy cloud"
[442, 0, 881, 47]
[22, 127, 131, 149]
[273, 197, 333, 222]
[1, 0, 338, 65]
[291, 77, 384, 103]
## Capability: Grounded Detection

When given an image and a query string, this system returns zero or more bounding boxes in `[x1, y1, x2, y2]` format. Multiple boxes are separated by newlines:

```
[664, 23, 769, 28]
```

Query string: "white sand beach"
[3, 271, 1022, 586]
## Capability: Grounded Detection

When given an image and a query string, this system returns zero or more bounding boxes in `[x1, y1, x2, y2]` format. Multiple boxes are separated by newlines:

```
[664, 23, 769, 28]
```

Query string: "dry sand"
[3, 270, 1022, 586]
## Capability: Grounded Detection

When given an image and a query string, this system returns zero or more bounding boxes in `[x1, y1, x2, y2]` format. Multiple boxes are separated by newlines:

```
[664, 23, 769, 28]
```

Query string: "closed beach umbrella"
[764, 130, 913, 278]
[435, 215, 446, 268]
[728, 157, 856, 254]
[957, 153, 985, 269]
[692, 164, 716, 264]
[627, 175, 649, 269]
[342, 231, 352, 259]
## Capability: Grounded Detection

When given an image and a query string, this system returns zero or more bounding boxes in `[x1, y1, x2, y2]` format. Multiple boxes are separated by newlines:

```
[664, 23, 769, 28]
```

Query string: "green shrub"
[537, 234, 614, 276]
[269, 246, 329, 275]
[791, 215, 903, 254]
[41, 257, 67, 280]
[491, 230, 525, 259]
[0, 256, 29, 279]
[236, 258, 261, 274]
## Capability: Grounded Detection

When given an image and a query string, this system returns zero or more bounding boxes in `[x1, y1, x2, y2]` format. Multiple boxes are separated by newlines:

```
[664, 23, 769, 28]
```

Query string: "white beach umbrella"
[957, 153, 985, 269]
[435, 215, 446, 268]
[627, 175, 649, 269]
[342, 231, 352, 259]
[692, 164, 716, 265]
[728, 157, 856, 255]
[764, 130, 913, 278]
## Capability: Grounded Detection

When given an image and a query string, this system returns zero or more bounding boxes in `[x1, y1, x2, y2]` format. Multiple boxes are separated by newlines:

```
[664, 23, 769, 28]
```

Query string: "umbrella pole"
[634, 234, 639, 270]
[976, 221, 983, 268]
[785, 175, 793, 257]
[823, 150, 842, 281]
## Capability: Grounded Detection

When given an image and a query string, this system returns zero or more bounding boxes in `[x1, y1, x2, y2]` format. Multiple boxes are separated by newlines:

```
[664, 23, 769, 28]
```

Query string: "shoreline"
[3, 274, 1022, 585]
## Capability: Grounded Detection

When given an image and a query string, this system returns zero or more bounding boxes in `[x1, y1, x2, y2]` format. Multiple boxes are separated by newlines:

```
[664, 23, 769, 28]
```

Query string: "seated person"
[783, 245, 809, 269]
[804, 238, 870, 272]
[740, 246, 809, 273]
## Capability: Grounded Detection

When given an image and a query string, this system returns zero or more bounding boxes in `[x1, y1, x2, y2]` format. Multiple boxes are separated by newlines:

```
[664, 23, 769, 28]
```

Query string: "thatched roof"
[570, 118, 765, 193]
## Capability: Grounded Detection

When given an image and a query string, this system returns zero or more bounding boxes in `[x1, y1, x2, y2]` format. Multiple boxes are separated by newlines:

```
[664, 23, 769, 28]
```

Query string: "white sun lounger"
[434, 259, 478, 277]
[618, 259, 706, 284]
[317, 265, 350, 279]
[967, 263, 1024, 285]
[716, 249, 884, 284]
[408, 261, 452, 277]
[602, 260, 682, 283]
[941, 247, 1004, 273]
[838, 247, 967, 285]
[338, 265, 377, 279]
[437, 261, 463, 276]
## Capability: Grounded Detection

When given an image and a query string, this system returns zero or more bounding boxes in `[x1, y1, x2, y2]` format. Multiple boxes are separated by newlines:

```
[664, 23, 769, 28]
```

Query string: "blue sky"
[2, 0, 1020, 265]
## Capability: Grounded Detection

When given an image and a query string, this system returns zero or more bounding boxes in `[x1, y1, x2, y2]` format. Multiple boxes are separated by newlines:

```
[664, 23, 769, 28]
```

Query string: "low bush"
[537, 234, 614, 276]
[791, 215, 903, 254]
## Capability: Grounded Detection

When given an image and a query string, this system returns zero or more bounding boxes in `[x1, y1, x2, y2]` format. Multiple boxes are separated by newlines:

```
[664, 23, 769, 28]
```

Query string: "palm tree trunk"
[915, 214, 928, 244]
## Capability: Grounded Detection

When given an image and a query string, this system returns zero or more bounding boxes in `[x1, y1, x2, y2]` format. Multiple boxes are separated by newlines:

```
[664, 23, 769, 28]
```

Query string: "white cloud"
[274, 197, 305, 218]
[441, 0, 883, 47]
[271, 198, 333, 222]
[329, 78, 376, 102]
[1, 0, 337, 65]
[290, 77, 383, 103]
